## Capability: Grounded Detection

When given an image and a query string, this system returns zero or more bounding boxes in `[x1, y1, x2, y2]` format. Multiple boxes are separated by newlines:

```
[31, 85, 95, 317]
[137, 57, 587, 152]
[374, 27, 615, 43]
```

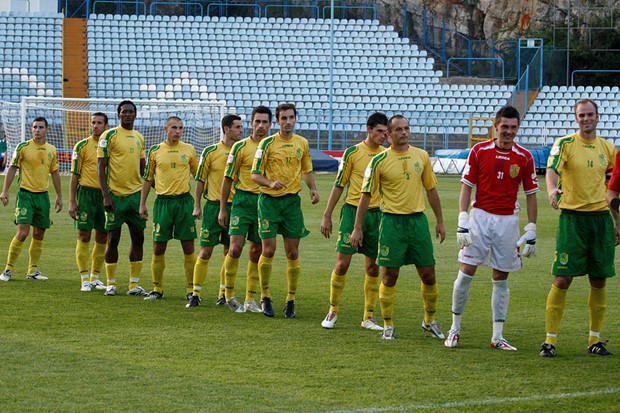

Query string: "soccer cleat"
[444, 329, 460, 348]
[144, 291, 164, 300]
[186, 292, 193, 301]
[244, 300, 262, 313]
[381, 326, 395, 340]
[215, 297, 226, 306]
[0, 269, 12, 282]
[422, 320, 446, 339]
[361, 317, 384, 331]
[491, 338, 518, 351]
[588, 340, 613, 356]
[90, 279, 106, 290]
[80, 282, 92, 292]
[227, 297, 246, 313]
[104, 285, 117, 296]
[283, 300, 296, 319]
[261, 297, 274, 317]
[186, 295, 201, 308]
[539, 343, 556, 358]
[127, 286, 148, 296]
[321, 311, 338, 329]
[26, 270, 48, 280]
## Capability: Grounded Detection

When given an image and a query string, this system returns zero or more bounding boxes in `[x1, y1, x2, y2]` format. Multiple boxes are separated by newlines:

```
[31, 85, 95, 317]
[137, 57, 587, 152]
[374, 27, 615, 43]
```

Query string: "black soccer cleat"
[261, 297, 274, 317]
[283, 300, 296, 319]
[539, 343, 556, 358]
[186, 295, 201, 308]
[588, 340, 613, 356]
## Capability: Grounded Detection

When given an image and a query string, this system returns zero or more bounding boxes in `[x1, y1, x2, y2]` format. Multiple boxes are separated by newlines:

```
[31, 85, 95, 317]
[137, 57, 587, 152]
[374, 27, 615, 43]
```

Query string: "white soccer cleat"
[491, 338, 517, 351]
[321, 311, 338, 329]
[227, 297, 246, 313]
[422, 320, 445, 339]
[90, 279, 106, 290]
[80, 282, 92, 292]
[26, 270, 48, 280]
[0, 269, 12, 282]
[104, 285, 117, 296]
[243, 300, 262, 313]
[381, 326, 395, 340]
[444, 329, 460, 348]
[127, 286, 148, 296]
[361, 317, 384, 331]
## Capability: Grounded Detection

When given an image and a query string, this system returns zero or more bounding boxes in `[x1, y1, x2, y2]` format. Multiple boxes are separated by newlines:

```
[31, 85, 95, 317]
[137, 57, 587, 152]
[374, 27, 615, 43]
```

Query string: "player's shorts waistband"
[19, 188, 47, 194]
[236, 189, 259, 197]
[207, 199, 230, 206]
[157, 192, 191, 200]
[383, 211, 423, 217]
[560, 209, 610, 216]
[260, 192, 299, 200]
[344, 203, 380, 212]
[78, 185, 101, 192]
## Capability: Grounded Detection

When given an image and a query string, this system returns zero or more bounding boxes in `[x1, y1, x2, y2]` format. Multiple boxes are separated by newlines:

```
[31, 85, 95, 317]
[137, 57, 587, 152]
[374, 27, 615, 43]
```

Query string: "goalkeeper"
[445, 106, 539, 351]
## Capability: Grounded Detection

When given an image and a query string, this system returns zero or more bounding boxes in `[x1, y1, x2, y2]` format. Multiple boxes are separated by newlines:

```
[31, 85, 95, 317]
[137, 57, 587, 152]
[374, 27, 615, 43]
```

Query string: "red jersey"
[461, 139, 539, 215]
[608, 151, 620, 192]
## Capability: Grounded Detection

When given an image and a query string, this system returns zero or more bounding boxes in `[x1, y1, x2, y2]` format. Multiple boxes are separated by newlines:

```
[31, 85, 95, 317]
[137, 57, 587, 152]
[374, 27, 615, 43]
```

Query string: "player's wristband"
[611, 198, 620, 213]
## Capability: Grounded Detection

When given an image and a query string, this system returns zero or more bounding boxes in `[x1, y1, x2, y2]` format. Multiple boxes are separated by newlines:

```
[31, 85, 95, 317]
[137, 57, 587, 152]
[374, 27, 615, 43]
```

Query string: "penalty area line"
[317, 387, 620, 413]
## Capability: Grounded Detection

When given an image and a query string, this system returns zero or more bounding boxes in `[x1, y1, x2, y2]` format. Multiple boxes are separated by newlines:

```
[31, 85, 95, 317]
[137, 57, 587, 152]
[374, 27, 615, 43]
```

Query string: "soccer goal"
[0, 97, 226, 174]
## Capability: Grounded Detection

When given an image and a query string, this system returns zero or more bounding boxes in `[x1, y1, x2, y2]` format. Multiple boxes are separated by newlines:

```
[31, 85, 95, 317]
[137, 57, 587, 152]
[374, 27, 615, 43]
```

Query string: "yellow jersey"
[197, 141, 233, 202]
[362, 145, 437, 214]
[334, 141, 385, 209]
[225, 136, 261, 194]
[71, 136, 100, 189]
[547, 132, 615, 211]
[251, 132, 313, 197]
[97, 126, 145, 196]
[10, 139, 59, 192]
[143, 141, 198, 196]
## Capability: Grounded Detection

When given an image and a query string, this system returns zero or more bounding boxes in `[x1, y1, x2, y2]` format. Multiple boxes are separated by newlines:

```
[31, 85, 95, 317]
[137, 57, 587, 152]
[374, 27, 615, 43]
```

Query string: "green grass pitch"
[0, 173, 618, 412]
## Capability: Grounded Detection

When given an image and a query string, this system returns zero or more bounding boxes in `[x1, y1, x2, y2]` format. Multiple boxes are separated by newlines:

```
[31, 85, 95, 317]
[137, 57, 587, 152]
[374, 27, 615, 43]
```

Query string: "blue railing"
[447, 58, 505, 80]
[571, 70, 620, 86]
[93, 0, 145, 15]
[151, 1, 203, 16]
[265, 4, 319, 19]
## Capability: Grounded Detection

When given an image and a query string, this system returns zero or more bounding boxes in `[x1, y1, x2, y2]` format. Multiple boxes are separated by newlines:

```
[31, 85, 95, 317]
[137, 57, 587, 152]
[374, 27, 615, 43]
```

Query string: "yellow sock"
[328, 271, 346, 313]
[105, 262, 118, 286]
[258, 255, 273, 299]
[151, 254, 165, 293]
[545, 284, 567, 347]
[184, 252, 196, 294]
[128, 261, 143, 289]
[218, 262, 226, 299]
[286, 258, 301, 302]
[76, 240, 90, 281]
[27, 239, 43, 274]
[421, 282, 439, 324]
[363, 274, 380, 320]
[588, 286, 607, 347]
[90, 242, 106, 280]
[192, 257, 209, 297]
[379, 283, 395, 327]
[5, 237, 24, 271]
[245, 261, 259, 302]
[224, 255, 239, 300]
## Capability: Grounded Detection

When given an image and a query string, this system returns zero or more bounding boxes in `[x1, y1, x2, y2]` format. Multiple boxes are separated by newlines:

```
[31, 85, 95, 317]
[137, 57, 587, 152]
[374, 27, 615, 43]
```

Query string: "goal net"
[0, 97, 226, 174]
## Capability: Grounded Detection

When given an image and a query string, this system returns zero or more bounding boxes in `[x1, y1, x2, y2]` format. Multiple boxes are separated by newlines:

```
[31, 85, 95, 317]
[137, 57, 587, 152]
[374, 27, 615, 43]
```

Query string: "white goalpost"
[0, 97, 226, 174]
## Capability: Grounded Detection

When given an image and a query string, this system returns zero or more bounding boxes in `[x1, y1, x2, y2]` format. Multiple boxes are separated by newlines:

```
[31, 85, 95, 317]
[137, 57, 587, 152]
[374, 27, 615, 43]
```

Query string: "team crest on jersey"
[136, 141, 142, 151]
[380, 245, 390, 256]
[180, 154, 189, 164]
[203, 229, 210, 238]
[338, 159, 344, 171]
[550, 145, 559, 156]
[364, 167, 371, 178]
[226, 154, 234, 165]
[413, 161, 422, 174]
[559, 253, 569, 265]
[509, 164, 520, 178]
[599, 154, 607, 166]
[262, 219, 269, 230]
[47, 152, 53, 162]
[296, 148, 303, 160]
[72, 151, 78, 160]
[99, 139, 107, 148]
[343, 232, 351, 244]
[255, 149, 263, 159]
[80, 211, 88, 221]
[106, 212, 115, 222]
[231, 216, 240, 226]
[20, 207, 27, 216]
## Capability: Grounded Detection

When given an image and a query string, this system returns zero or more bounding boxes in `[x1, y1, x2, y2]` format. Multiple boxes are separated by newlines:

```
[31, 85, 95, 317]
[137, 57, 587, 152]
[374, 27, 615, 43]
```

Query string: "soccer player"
[251, 103, 320, 318]
[97, 100, 147, 297]
[540, 99, 616, 358]
[320, 112, 388, 331]
[0, 117, 62, 281]
[139, 116, 198, 300]
[219, 106, 272, 313]
[350, 115, 445, 340]
[69, 112, 110, 292]
[445, 106, 539, 351]
[186, 114, 243, 308]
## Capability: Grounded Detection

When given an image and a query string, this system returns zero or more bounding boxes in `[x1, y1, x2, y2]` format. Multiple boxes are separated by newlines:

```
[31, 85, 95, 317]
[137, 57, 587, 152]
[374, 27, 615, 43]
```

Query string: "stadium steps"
[62, 18, 88, 99]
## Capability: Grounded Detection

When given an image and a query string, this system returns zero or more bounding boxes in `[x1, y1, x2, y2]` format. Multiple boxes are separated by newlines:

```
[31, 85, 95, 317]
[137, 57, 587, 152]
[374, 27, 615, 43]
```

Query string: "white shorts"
[458, 207, 522, 273]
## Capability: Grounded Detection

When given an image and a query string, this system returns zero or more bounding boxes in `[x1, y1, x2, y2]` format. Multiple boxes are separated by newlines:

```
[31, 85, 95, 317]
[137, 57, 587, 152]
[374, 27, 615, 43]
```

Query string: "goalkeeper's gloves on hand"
[456, 211, 473, 247]
[517, 222, 536, 258]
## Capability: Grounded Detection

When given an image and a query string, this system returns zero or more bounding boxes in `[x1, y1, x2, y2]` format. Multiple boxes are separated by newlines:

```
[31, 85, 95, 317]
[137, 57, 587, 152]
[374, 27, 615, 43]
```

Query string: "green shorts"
[337, 203, 380, 259]
[552, 210, 615, 278]
[75, 186, 106, 233]
[152, 193, 196, 242]
[200, 200, 230, 247]
[229, 190, 260, 244]
[377, 212, 435, 268]
[257, 193, 310, 240]
[15, 189, 51, 229]
[105, 191, 146, 231]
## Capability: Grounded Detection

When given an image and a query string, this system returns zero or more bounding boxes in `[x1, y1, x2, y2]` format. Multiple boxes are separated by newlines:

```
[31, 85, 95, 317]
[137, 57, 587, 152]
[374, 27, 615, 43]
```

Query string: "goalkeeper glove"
[517, 222, 536, 258]
[456, 211, 473, 247]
